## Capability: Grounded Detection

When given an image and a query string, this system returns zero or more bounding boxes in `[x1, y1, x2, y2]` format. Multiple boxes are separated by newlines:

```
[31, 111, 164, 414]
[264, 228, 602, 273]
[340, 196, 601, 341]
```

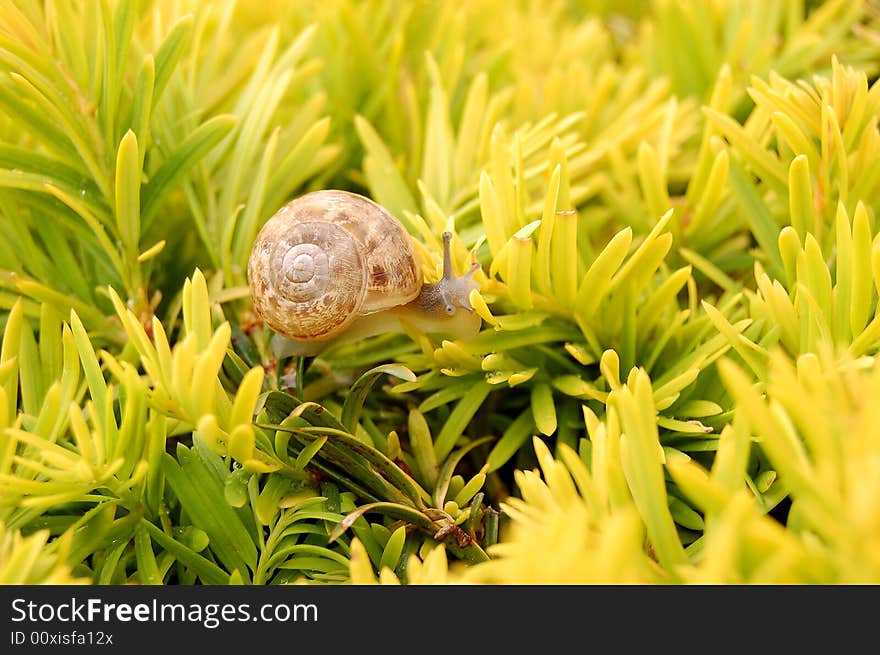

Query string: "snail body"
[248, 189, 481, 357]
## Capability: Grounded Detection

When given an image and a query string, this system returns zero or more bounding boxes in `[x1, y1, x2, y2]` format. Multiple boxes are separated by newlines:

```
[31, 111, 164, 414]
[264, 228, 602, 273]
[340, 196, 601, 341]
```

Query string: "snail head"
[417, 231, 481, 318]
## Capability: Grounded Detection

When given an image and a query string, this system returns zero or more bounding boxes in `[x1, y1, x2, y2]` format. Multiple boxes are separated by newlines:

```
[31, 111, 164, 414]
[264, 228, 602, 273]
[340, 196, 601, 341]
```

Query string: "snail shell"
[247, 189, 423, 343]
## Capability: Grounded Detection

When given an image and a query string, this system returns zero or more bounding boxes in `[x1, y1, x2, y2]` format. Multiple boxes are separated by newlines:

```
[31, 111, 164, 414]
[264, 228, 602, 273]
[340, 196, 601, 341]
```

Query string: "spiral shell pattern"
[248, 190, 422, 342]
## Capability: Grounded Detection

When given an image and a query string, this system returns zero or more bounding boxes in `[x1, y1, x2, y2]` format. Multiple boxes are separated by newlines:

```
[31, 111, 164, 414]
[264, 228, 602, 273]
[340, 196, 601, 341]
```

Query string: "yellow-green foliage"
[0, 524, 88, 584]
[356, 349, 880, 584]
[1, 0, 880, 584]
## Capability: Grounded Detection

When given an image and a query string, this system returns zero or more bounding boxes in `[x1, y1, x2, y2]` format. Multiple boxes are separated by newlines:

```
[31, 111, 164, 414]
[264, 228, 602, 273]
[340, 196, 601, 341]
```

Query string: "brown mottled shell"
[247, 190, 422, 342]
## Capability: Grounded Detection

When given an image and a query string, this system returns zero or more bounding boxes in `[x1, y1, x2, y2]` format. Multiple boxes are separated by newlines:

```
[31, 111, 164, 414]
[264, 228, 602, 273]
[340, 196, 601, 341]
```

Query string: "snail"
[247, 189, 482, 357]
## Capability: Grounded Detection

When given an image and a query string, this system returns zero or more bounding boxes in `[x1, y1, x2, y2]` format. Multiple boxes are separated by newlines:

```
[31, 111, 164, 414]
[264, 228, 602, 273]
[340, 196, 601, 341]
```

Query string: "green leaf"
[268, 544, 350, 571]
[0, 79, 78, 165]
[227, 126, 279, 268]
[0, 146, 104, 203]
[2, 68, 105, 195]
[162, 446, 256, 578]
[69, 310, 108, 434]
[453, 472, 486, 507]
[550, 209, 578, 306]
[668, 496, 704, 531]
[140, 115, 238, 228]
[574, 226, 632, 322]
[433, 381, 492, 462]
[328, 502, 436, 544]
[702, 107, 787, 189]
[341, 364, 416, 434]
[417, 377, 481, 413]
[286, 424, 430, 508]
[134, 524, 162, 585]
[130, 55, 155, 154]
[254, 473, 290, 526]
[224, 467, 250, 508]
[67, 502, 118, 566]
[421, 54, 453, 207]
[265, 115, 334, 212]
[408, 409, 439, 489]
[96, 540, 128, 585]
[530, 382, 557, 436]
[727, 157, 785, 280]
[289, 401, 348, 433]
[787, 154, 813, 242]
[487, 408, 535, 472]
[101, 0, 136, 146]
[293, 436, 328, 472]
[850, 202, 873, 337]
[152, 15, 193, 108]
[16, 311, 40, 417]
[114, 130, 141, 259]
[615, 372, 687, 574]
[434, 436, 494, 508]
[140, 520, 228, 585]
[355, 115, 417, 220]
[260, 390, 302, 423]
[379, 525, 406, 572]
